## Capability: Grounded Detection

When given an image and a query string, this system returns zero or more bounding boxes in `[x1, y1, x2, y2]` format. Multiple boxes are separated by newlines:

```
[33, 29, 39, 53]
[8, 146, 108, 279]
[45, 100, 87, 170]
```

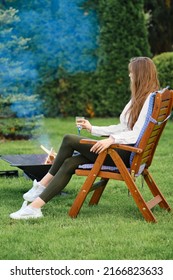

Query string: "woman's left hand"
[90, 137, 114, 154]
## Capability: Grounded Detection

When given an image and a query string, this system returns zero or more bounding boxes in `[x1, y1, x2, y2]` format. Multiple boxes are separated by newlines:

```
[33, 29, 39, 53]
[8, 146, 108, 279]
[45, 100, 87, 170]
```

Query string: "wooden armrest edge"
[79, 139, 142, 154]
[80, 139, 97, 144]
[110, 144, 143, 154]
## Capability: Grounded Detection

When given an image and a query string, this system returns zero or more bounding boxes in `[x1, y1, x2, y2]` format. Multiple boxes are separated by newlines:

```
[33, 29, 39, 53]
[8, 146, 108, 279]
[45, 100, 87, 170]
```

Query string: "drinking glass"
[75, 116, 85, 135]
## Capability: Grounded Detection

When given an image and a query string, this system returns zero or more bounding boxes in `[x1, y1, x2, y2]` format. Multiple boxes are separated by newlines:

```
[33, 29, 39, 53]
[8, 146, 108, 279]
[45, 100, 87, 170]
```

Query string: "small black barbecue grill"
[0, 154, 51, 181]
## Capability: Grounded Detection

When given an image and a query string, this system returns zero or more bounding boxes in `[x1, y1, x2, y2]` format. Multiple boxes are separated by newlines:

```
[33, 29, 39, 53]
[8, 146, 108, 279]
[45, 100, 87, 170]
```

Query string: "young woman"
[10, 57, 160, 219]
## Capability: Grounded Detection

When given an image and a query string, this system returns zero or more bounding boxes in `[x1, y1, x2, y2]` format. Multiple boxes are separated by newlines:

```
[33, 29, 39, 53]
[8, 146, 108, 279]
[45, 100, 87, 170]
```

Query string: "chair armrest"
[80, 139, 97, 145]
[80, 139, 143, 154]
[110, 143, 143, 154]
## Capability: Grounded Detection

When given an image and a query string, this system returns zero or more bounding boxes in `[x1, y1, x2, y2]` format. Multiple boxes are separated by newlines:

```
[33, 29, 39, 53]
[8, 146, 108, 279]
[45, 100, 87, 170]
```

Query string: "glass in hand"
[76, 116, 85, 135]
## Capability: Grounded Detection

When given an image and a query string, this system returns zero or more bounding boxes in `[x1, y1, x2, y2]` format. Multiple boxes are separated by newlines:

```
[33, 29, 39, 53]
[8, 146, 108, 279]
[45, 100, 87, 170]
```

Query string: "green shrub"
[0, 95, 41, 140]
[153, 52, 173, 89]
[39, 0, 151, 118]
[0, 118, 36, 140]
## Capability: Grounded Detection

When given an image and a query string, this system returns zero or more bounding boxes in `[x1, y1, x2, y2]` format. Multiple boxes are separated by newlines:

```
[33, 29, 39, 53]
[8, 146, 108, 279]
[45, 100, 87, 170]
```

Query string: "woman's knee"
[63, 134, 76, 144]
[62, 134, 80, 148]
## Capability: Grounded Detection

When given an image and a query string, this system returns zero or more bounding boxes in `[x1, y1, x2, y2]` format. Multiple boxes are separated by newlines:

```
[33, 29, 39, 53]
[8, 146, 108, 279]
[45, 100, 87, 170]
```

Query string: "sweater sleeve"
[91, 95, 151, 144]
[91, 100, 131, 137]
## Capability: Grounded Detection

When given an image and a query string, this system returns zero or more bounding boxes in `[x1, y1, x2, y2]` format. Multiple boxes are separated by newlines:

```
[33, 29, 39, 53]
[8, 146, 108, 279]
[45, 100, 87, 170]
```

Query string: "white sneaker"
[23, 179, 45, 202]
[10, 201, 43, 220]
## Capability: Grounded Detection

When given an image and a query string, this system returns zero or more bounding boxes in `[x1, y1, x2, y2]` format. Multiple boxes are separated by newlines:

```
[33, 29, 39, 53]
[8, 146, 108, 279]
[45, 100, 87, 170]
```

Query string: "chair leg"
[143, 169, 171, 211]
[69, 151, 107, 218]
[124, 175, 157, 222]
[109, 150, 157, 222]
[68, 176, 94, 218]
[89, 178, 109, 205]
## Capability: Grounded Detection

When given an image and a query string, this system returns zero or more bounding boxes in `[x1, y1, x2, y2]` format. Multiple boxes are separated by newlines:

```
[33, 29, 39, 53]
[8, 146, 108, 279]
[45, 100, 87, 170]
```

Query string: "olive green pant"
[39, 134, 132, 203]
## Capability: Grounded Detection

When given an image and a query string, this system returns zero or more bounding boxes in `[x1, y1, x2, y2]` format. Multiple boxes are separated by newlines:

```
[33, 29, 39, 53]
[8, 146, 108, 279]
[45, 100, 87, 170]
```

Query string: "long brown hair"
[127, 57, 160, 129]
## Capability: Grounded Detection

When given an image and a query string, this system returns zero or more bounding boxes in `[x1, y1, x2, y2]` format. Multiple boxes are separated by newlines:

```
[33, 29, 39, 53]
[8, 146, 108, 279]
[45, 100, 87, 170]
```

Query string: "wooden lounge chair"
[69, 88, 173, 222]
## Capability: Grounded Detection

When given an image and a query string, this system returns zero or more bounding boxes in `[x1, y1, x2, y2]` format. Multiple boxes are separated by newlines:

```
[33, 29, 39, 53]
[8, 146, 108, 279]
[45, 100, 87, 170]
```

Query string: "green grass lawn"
[0, 117, 173, 260]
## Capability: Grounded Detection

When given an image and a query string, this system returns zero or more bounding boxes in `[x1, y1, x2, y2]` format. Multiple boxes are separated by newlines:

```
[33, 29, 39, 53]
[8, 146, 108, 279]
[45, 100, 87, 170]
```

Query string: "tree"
[43, 0, 151, 117]
[0, 7, 41, 114]
[0, 7, 41, 139]
[1, 0, 151, 118]
[144, 0, 173, 55]
[91, 0, 151, 116]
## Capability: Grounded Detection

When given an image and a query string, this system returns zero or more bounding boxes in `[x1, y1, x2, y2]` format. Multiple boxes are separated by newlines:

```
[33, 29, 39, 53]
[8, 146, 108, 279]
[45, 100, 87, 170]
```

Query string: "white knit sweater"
[91, 94, 151, 144]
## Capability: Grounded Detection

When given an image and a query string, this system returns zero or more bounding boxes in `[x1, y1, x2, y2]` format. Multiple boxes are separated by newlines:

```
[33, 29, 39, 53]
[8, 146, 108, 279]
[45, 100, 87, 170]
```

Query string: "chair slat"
[146, 195, 162, 210]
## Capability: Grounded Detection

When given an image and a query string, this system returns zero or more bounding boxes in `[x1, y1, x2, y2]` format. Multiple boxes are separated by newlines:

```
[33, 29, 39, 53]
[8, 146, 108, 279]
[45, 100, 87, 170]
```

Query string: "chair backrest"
[130, 88, 173, 176]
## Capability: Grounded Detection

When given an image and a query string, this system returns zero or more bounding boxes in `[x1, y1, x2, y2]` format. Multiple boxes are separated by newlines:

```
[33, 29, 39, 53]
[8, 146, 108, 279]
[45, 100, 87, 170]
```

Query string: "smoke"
[14, 0, 99, 75]
[1, 0, 99, 116]
[1, 0, 99, 142]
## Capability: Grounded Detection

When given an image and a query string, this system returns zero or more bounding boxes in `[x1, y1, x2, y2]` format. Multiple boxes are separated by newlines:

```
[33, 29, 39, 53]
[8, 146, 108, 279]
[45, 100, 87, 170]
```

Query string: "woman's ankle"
[30, 197, 46, 209]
